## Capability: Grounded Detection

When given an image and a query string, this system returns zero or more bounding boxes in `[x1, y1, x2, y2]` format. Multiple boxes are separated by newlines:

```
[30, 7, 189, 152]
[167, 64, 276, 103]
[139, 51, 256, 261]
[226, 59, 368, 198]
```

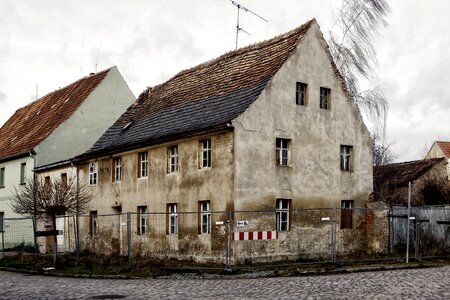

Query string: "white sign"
[321, 217, 330, 221]
[236, 220, 249, 228]
[215, 221, 224, 226]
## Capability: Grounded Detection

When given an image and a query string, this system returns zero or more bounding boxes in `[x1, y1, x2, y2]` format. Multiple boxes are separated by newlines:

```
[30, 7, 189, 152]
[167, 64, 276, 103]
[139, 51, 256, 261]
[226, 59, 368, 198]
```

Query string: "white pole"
[406, 181, 411, 263]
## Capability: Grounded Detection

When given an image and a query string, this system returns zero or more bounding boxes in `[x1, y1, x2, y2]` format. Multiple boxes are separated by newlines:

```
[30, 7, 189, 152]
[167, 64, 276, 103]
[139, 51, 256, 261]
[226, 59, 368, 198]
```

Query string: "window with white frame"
[199, 139, 211, 168]
[167, 203, 178, 235]
[138, 152, 148, 178]
[320, 87, 330, 109]
[167, 146, 179, 174]
[276, 199, 290, 231]
[296, 82, 307, 106]
[199, 200, 211, 234]
[0, 167, 5, 188]
[138, 206, 147, 235]
[340, 145, 353, 171]
[90, 211, 98, 236]
[112, 157, 122, 182]
[89, 162, 98, 186]
[20, 163, 26, 185]
[276, 138, 290, 166]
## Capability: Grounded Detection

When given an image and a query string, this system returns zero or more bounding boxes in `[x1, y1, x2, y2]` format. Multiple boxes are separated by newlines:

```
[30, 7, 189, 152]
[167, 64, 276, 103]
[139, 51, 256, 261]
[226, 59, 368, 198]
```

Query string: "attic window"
[122, 122, 133, 130]
[10, 136, 18, 144]
[65, 98, 70, 103]
[36, 110, 41, 115]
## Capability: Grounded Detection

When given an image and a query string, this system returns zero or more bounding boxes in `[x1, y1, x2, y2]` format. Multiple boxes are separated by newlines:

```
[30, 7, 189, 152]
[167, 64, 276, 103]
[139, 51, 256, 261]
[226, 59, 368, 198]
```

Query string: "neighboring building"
[373, 158, 448, 206]
[54, 19, 372, 262]
[0, 66, 135, 248]
[426, 141, 450, 180]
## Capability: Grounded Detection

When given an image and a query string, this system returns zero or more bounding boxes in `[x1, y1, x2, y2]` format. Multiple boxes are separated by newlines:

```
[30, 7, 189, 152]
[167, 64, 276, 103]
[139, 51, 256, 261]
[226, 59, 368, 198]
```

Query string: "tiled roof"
[0, 68, 111, 161]
[436, 141, 450, 158]
[374, 158, 446, 189]
[83, 19, 314, 157]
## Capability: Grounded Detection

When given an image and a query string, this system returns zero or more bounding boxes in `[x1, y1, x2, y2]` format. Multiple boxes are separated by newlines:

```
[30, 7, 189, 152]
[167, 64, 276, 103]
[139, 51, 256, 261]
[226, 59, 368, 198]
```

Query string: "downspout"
[29, 150, 38, 254]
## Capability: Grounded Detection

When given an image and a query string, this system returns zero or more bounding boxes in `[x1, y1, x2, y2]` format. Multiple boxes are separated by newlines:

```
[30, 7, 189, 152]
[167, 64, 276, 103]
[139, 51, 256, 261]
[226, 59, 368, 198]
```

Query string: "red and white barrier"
[232, 231, 278, 241]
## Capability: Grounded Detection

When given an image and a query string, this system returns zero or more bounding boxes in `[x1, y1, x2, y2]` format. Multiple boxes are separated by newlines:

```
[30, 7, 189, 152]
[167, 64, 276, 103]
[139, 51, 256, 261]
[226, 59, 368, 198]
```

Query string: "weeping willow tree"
[328, 0, 390, 137]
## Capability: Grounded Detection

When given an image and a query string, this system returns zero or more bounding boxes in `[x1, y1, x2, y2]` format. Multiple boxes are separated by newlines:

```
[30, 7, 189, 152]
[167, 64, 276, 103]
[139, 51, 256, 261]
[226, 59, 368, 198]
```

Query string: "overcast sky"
[0, 0, 448, 162]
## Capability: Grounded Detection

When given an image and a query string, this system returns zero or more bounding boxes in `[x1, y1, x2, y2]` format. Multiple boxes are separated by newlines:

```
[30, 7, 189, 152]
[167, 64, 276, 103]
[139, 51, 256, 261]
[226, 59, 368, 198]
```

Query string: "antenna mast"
[230, 1, 268, 49]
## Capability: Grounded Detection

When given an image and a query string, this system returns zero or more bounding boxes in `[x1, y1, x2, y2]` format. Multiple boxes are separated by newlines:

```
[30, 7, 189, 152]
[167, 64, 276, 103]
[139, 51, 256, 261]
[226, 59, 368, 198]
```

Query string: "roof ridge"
[376, 157, 445, 167]
[15, 66, 113, 112]
[151, 19, 315, 95]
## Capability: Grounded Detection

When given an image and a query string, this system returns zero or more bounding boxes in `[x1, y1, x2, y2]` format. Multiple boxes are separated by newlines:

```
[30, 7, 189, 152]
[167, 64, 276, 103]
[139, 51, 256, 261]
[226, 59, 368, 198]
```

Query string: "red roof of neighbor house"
[436, 141, 450, 158]
[0, 67, 112, 161]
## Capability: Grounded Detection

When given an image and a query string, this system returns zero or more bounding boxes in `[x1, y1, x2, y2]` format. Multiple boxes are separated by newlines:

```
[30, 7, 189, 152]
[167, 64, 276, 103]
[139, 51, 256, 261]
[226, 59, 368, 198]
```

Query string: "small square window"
[137, 206, 147, 235]
[138, 152, 148, 178]
[112, 157, 122, 182]
[199, 201, 211, 234]
[89, 162, 98, 186]
[340, 145, 353, 171]
[276, 199, 291, 231]
[296, 82, 307, 106]
[320, 87, 331, 109]
[167, 203, 178, 235]
[276, 138, 290, 166]
[167, 146, 179, 174]
[199, 139, 211, 168]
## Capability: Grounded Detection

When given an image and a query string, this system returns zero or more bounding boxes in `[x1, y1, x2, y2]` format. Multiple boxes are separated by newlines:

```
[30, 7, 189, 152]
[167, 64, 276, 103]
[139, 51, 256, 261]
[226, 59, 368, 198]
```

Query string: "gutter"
[33, 159, 73, 173]
[0, 150, 35, 164]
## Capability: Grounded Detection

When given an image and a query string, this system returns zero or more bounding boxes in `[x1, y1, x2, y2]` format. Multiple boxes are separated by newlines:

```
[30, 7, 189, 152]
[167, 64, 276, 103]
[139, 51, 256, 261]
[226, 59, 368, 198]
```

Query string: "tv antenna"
[230, 1, 268, 49]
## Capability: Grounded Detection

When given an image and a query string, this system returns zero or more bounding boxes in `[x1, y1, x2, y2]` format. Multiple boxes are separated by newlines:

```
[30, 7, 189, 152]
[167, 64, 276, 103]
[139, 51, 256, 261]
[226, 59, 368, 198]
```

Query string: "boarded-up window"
[341, 200, 354, 229]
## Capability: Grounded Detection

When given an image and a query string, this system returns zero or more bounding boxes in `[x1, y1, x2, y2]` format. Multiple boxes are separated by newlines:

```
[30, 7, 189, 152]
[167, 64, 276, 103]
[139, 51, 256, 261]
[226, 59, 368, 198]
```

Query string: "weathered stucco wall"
[78, 131, 234, 260]
[233, 22, 373, 212]
[35, 67, 135, 167]
[426, 143, 450, 179]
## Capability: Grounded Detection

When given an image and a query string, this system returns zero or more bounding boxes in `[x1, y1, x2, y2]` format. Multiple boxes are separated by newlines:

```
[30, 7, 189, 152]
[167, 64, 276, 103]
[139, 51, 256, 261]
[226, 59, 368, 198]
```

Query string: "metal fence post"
[225, 210, 232, 272]
[415, 217, 420, 260]
[331, 208, 337, 264]
[406, 182, 411, 263]
[127, 212, 132, 269]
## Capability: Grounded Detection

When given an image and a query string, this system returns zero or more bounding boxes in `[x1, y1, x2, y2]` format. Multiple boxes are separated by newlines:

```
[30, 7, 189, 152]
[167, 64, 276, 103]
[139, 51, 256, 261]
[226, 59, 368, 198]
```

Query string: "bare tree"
[372, 134, 397, 165]
[11, 174, 93, 264]
[328, 0, 390, 135]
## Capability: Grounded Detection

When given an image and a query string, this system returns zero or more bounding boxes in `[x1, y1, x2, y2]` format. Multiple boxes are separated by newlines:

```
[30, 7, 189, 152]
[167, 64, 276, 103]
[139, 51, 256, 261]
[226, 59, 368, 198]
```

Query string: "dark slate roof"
[80, 20, 315, 158]
[374, 158, 446, 189]
[0, 67, 111, 161]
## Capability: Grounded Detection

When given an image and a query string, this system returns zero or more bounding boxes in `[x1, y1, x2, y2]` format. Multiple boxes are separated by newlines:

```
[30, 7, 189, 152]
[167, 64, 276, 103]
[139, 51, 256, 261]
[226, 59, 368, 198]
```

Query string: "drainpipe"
[29, 150, 38, 254]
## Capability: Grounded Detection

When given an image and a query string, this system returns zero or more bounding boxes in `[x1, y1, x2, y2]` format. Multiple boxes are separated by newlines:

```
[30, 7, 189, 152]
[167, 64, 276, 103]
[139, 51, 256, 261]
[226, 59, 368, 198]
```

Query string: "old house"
[373, 158, 448, 206]
[0, 66, 135, 249]
[426, 141, 450, 180]
[57, 19, 373, 262]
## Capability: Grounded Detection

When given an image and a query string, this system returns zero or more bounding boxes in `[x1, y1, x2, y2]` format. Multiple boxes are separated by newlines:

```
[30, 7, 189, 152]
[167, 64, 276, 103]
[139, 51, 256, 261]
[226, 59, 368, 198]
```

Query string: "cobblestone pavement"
[0, 266, 449, 299]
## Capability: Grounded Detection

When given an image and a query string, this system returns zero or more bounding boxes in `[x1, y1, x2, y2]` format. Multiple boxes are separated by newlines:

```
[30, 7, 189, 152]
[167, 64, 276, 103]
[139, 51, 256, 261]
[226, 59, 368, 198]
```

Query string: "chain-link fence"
[1, 217, 34, 253]
[2, 206, 449, 269]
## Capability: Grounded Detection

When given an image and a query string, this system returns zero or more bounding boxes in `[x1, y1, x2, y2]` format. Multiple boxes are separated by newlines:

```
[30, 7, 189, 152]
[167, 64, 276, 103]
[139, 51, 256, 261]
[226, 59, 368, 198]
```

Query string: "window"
[61, 173, 67, 189]
[296, 82, 307, 106]
[199, 201, 211, 234]
[341, 200, 354, 229]
[137, 206, 147, 235]
[276, 138, 290, 166]
[199, 139, 211, 168]
[0, 212, 4, 233]
[167, 203, 178, 235]
[20, 163, 26, 185]
[276, 199, 290, 231]
[340, 145, 353, 171]
[44, 176, 51, 192]
[89, 162, 98, 186]
[167, 146, 179, 174]
[0, 167, 4, 188]
[112, 157, 122, 182]
[138, 152, 148, 178]
[320, 87, 330, 109]
[90, 211, 98, 236]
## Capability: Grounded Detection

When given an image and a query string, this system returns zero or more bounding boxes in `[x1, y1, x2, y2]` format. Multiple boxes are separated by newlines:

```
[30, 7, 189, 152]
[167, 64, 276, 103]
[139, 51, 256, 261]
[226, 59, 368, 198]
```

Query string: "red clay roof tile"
[0, 68, 111, 160]
[436, 141, 450, 158]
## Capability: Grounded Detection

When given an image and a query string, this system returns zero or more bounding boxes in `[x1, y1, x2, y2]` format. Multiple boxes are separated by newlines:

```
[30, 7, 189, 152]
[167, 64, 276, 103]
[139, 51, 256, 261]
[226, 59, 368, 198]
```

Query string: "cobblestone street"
[0, 266, 449, 299]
